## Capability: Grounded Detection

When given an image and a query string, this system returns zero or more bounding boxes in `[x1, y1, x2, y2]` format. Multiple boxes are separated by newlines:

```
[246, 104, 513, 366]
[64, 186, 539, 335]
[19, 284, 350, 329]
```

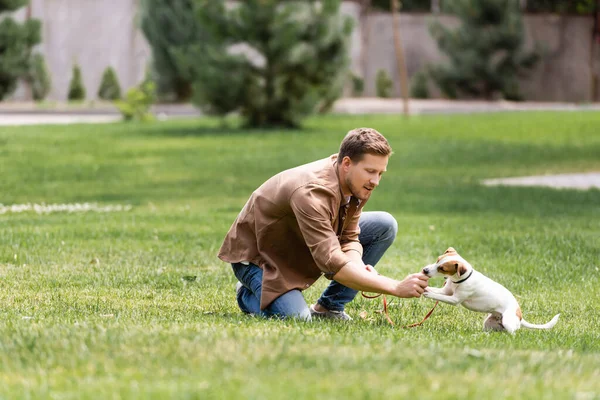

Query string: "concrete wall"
[8, 1, 600, 102]
[362, 13, 600, 102]
[11, 0, 150, 101]
[522, 15, 599, 102]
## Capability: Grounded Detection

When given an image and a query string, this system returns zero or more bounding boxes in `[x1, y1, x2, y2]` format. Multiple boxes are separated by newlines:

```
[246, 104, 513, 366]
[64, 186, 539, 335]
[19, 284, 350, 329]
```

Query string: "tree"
[0, 0, 41, 101]
[429, 0, 539, 100]
[26, 53, 51, 101]
[67, 64, 86, 101]
[179, 0, 353, 128]
[371, 0, 432, 11]
[97, 67, 122, 100]
[140, 0, 204, 102]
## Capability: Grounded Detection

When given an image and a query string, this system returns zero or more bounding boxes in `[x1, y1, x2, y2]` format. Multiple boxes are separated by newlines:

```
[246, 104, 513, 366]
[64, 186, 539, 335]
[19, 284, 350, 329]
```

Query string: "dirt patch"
[482, 173, 600, 190]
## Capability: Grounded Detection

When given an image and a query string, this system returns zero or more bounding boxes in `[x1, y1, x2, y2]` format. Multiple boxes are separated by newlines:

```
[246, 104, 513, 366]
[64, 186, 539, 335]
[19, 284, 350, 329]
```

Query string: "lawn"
[0, 112, 599, 399]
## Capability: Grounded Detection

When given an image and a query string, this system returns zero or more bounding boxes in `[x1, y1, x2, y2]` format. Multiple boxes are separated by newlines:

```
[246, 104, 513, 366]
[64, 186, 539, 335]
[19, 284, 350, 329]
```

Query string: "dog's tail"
[521, 313, 560, 330]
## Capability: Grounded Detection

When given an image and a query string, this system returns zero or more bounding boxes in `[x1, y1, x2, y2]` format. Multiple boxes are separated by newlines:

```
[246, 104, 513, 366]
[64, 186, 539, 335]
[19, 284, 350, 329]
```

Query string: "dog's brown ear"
[458, 263, 467, 276]
[445, 247, 456, 254]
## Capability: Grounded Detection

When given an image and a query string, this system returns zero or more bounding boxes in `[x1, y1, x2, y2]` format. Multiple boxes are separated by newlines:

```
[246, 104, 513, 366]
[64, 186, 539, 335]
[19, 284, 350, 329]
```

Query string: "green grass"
[0, 112, 599, 399]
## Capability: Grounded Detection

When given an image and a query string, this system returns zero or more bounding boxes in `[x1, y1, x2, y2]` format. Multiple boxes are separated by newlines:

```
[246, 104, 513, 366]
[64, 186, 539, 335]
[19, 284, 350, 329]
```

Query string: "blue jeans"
[231, 211, 398, 320]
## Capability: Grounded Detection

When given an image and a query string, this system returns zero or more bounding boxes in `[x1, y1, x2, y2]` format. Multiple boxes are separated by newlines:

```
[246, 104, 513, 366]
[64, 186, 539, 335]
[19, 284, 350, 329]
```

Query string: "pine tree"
[180, 0, 353, 128]
[97, 67, 122, 100]
[140, 0, 204, 102]
[26, 53, 51, 101]
[376, 70, 393, 98]
[429, 0, 539, 100]
[67, 64, 86, 101]
[0, 0, 41, 100]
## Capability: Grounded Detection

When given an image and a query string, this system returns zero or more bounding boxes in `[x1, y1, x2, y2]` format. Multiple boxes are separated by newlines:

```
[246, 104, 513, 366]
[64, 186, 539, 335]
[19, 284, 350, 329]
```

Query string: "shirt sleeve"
[339, 204, 363, 256]
[289, 185, 351, 278]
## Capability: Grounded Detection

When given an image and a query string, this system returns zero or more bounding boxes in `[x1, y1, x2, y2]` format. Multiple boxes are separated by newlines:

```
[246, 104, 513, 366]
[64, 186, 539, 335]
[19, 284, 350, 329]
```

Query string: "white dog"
[422, 247, 560, 334]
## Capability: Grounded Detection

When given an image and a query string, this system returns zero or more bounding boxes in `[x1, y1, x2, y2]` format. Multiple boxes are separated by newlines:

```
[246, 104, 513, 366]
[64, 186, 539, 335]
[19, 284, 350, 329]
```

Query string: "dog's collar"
[450, 269, 473, 284]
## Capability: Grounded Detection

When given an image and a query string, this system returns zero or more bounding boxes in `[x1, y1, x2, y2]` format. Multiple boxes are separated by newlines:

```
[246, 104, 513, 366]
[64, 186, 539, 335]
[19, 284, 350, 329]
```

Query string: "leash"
[361, 292, 439, 328]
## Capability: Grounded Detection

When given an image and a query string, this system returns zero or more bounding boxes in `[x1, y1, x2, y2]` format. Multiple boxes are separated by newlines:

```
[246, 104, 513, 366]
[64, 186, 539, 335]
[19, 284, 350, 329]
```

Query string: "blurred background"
[2, 0, 600, 126]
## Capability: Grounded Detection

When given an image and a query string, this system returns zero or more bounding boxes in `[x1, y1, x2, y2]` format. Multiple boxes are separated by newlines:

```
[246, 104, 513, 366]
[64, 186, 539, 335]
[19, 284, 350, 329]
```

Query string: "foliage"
[371, 0, 432, 11]
[97, 67, 122, 101]
[25, 53, 51, 101]
[0, 0, 29, 10]
[0, 112, 599, 397]
[114, 80, 156, 122]
[429, 0, 540, 100]
[140, 0, 204, 102]
[351, 73, 365, 97]
[0, 1, 41, 100]
[410, 69, 430, 99]
[369, 0, 597, 14]
[375, 69, 393, 98]
[180, 0, 353, 128]
[67, 64, 86, 101]
[526, 0, 596, 14]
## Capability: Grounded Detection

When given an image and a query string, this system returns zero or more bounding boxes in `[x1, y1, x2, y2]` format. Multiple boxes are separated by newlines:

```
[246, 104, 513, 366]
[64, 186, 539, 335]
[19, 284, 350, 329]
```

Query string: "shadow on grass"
[138, 119, 322, 138]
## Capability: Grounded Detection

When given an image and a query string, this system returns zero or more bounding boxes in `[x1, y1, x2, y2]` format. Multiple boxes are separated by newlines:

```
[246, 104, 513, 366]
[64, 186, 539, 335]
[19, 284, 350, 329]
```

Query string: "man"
[218, 127, 429, 320]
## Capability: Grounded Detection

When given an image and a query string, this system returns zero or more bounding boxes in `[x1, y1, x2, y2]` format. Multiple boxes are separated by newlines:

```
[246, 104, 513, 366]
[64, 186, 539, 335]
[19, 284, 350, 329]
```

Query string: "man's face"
[340, 154, 389, 201]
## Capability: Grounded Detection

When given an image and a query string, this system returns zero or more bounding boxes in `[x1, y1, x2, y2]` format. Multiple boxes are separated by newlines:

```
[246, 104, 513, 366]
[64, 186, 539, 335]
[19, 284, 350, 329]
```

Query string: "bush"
[26, 53, 52, 101]
[180, 0, 353, 128]
[351, 73, 364, 97]
[0, 1, 41, 100]
[140, 0, 204, 102]
[410, 70, 429, 99]
[97, 67, 122, 100]
[67, 64, 86, 101]
[429, 0, 539, 100]
[371, 0, 432, 11]
[375, 69, 393, 98]
[114, 81, 156, 122]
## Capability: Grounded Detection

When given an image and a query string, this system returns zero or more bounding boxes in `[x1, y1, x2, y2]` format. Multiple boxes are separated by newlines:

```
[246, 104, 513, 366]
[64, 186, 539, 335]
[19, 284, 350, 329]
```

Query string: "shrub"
[140, 0, 203, 102]
[351, 73, 364, 97]
[114, 81, 156, 122]
[429, 0, 539, 100]
[180, 0, 353, 128]
[375, 69, 393, 98]
[97, 67, 122, 100]
[67, 64, 86, 101]
[0, 0, 41, 100]
[27, 53, 52, 101]
[410, 70, 430, 99]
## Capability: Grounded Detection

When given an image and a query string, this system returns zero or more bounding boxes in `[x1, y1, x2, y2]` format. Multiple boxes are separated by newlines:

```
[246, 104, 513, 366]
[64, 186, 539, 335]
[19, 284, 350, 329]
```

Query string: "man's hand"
[392, 273, 429, 298]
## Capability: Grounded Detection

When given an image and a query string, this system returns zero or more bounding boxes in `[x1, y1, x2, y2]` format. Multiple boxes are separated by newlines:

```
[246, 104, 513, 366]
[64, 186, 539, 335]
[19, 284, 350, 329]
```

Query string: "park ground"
[0, 111, 599, 398]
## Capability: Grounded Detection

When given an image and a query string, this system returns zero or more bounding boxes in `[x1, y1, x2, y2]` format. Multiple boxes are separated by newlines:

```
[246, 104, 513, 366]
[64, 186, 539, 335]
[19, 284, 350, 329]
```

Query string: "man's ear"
[458, 263, 467, 276]
[341, 156, 353, 170]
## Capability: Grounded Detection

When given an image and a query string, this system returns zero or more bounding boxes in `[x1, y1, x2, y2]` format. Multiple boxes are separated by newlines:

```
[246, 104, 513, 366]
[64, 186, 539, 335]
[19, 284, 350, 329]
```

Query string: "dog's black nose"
[422, 267, 428, 274]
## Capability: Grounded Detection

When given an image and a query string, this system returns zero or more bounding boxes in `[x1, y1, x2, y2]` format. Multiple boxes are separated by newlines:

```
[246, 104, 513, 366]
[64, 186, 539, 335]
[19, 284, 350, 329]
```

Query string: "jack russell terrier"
[422, 247, 560, 334]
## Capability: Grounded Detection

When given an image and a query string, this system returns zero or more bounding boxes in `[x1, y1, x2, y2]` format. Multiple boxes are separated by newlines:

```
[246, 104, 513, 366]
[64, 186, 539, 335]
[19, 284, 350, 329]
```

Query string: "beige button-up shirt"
[218, 154, 366, 309]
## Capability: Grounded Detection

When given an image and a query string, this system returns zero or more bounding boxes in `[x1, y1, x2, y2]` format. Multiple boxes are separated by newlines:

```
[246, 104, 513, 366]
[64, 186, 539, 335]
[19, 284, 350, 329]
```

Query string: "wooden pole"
[391, 0, 410, 115]
[360, 0, 372, 94]
[592, 0, 600, 102]
[25, 2, 33, 101]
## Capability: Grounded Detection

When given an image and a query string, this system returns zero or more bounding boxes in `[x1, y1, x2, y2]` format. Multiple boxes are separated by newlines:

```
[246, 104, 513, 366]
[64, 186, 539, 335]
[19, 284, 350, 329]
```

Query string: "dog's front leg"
[424, 286, 446, 294]
[423, 291, 463, 306]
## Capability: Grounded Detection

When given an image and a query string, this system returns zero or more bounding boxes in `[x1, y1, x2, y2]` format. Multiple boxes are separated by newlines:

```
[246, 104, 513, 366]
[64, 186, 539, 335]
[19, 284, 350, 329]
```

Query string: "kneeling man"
[218, 127, 429, 320]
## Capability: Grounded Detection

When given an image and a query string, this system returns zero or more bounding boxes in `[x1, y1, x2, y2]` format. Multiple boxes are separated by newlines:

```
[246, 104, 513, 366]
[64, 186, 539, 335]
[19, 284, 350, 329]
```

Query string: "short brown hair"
[338, 127, 393, 162]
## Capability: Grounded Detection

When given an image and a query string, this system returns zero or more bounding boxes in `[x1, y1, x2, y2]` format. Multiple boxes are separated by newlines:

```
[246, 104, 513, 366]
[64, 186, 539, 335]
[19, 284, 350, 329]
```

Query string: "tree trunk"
[391, 0, 410, 115]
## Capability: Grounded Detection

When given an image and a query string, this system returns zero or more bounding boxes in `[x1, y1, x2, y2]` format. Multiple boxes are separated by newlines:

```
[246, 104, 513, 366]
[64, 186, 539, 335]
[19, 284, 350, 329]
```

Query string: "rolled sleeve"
[339, 206, 362, 256]
[290, 186, 350, 277]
